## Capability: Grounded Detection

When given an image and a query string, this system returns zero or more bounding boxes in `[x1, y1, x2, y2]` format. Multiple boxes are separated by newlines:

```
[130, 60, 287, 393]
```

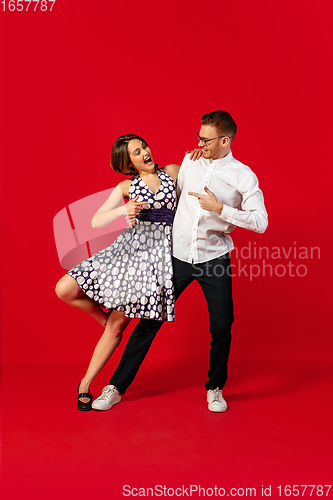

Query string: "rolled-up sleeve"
[220, 172, 268, 234]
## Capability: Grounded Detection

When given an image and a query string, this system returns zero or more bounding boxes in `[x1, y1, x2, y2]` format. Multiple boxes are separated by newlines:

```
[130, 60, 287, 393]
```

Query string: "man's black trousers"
[110, 254, 234, 394]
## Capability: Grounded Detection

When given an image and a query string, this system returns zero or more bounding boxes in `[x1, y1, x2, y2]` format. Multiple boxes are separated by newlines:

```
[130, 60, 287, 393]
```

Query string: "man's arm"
[220, 172, 268, 233]
[189, 172, 268, 234]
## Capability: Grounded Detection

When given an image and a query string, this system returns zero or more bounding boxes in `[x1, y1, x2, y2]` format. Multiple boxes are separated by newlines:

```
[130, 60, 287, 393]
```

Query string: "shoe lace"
[210, 388, 222, 402]
[100, 385, 115, 400]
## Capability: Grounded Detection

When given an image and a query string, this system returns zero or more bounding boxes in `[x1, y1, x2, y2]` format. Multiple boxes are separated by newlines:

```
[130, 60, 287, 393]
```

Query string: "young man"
[92, 110, 268, 412]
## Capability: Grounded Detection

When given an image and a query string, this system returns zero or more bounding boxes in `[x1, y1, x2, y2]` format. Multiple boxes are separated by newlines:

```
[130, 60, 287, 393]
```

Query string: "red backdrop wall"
[1, 1, 332, 498]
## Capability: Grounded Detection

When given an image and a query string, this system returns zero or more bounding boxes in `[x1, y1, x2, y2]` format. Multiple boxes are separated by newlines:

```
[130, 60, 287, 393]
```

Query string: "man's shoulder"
[223, 156, 260, 191]
[227, 156, 258, 178]
[181, 152, 196, 164]
[180, 152, 203, 172]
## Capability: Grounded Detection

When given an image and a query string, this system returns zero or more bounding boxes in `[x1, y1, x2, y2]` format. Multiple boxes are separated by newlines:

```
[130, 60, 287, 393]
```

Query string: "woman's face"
[127, 139, 154, 172]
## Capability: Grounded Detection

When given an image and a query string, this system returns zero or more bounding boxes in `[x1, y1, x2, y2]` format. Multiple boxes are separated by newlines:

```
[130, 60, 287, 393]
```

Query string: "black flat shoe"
[77, 383, 93, 411]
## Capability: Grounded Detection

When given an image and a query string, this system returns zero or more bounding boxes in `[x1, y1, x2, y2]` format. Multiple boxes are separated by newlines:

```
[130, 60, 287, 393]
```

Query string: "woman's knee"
[55, 278, 65, 299]
[106, 310, 130, 333]
[55, 275, 77, 301]
[114, 322, 126, 340]
[107, 317, 128, 342]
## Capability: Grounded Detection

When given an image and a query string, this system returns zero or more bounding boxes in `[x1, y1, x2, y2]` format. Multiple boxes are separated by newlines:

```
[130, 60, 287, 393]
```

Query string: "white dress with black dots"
[68, 169, 176, 321]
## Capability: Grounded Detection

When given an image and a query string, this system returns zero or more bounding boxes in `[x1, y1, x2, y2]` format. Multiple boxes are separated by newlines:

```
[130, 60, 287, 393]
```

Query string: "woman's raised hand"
[185, 149, 203, 161]
[124, 195, 149, 226]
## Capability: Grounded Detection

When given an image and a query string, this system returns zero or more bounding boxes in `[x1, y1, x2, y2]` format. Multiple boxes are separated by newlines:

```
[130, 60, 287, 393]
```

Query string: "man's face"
[197, 124, 228, 160]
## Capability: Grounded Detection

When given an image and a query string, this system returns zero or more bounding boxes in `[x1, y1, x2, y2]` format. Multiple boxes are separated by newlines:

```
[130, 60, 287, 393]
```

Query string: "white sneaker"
[207, 388, 227, 412]
[91, 385, 121, 411]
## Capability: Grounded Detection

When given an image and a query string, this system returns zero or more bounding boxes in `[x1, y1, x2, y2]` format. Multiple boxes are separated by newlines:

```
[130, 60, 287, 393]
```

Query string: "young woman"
[55, 134, 180, 411]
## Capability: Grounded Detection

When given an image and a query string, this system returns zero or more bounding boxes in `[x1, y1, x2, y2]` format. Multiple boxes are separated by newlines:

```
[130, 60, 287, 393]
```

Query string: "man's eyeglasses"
[196, 132, 230, 146]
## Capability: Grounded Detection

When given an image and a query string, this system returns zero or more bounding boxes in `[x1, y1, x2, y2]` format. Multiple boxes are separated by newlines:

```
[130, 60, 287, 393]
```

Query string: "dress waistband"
[136, 207, 175, 225]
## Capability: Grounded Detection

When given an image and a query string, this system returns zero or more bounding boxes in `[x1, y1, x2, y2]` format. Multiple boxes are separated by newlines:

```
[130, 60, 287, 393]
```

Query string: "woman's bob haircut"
[111, 134, 149, 176]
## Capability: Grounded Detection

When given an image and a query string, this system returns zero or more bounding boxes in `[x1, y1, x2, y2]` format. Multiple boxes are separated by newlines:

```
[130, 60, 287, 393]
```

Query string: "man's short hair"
[201, 110, 237, 142]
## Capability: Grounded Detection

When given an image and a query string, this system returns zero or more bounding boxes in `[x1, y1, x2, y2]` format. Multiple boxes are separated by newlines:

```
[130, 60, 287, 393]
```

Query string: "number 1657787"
[1, 0, 56, 11]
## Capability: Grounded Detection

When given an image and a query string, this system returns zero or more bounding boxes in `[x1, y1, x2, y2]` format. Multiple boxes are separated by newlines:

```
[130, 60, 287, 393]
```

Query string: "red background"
[1, 1, 332, 498]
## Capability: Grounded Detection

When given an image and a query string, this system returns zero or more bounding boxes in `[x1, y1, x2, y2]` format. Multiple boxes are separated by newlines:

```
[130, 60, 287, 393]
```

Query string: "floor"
[2, 300, 332, 499]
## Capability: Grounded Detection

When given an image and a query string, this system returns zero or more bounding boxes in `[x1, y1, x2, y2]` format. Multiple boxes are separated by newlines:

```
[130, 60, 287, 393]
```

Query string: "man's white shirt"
[172, 151, 268, 264]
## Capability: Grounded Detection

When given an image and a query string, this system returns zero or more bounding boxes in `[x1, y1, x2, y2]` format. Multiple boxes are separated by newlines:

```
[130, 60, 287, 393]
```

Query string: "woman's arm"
[92, 179, 149, 228]
[91, 180, 130, 228]
[162, 164, 180, 183]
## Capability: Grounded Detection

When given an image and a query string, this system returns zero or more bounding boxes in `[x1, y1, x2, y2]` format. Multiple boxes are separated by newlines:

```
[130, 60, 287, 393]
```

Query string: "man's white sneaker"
[91, 385, 121, 411]
[207, 388, 227, 412]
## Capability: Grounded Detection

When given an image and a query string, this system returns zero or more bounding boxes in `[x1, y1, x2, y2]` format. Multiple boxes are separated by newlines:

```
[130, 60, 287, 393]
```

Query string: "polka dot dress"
[68, 169, 176, 321]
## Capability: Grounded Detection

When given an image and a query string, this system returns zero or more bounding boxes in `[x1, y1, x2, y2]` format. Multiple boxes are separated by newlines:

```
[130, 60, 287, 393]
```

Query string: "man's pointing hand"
[188, 186, 224, 215]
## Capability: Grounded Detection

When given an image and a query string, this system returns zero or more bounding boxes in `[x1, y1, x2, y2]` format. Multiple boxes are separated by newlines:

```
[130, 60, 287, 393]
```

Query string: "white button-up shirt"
[172, 151, 268, 264]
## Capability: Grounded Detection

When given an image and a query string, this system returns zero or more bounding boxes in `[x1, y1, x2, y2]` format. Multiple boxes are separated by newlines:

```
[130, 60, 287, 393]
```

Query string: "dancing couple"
[55, 110, 268, 413]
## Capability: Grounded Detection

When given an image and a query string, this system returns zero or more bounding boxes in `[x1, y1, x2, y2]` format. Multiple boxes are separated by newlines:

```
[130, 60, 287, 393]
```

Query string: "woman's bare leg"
[55, 274, 108, 327]
[78, 310, 131, 402]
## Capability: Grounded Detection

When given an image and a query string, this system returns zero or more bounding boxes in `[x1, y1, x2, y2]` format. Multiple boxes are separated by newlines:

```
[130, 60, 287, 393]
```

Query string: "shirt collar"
[207, 151, 233, 167]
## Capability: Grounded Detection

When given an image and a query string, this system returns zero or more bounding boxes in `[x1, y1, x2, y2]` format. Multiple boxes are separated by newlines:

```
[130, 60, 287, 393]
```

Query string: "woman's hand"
[123, 195, 149, 226]
[185, 149, 203, 161]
